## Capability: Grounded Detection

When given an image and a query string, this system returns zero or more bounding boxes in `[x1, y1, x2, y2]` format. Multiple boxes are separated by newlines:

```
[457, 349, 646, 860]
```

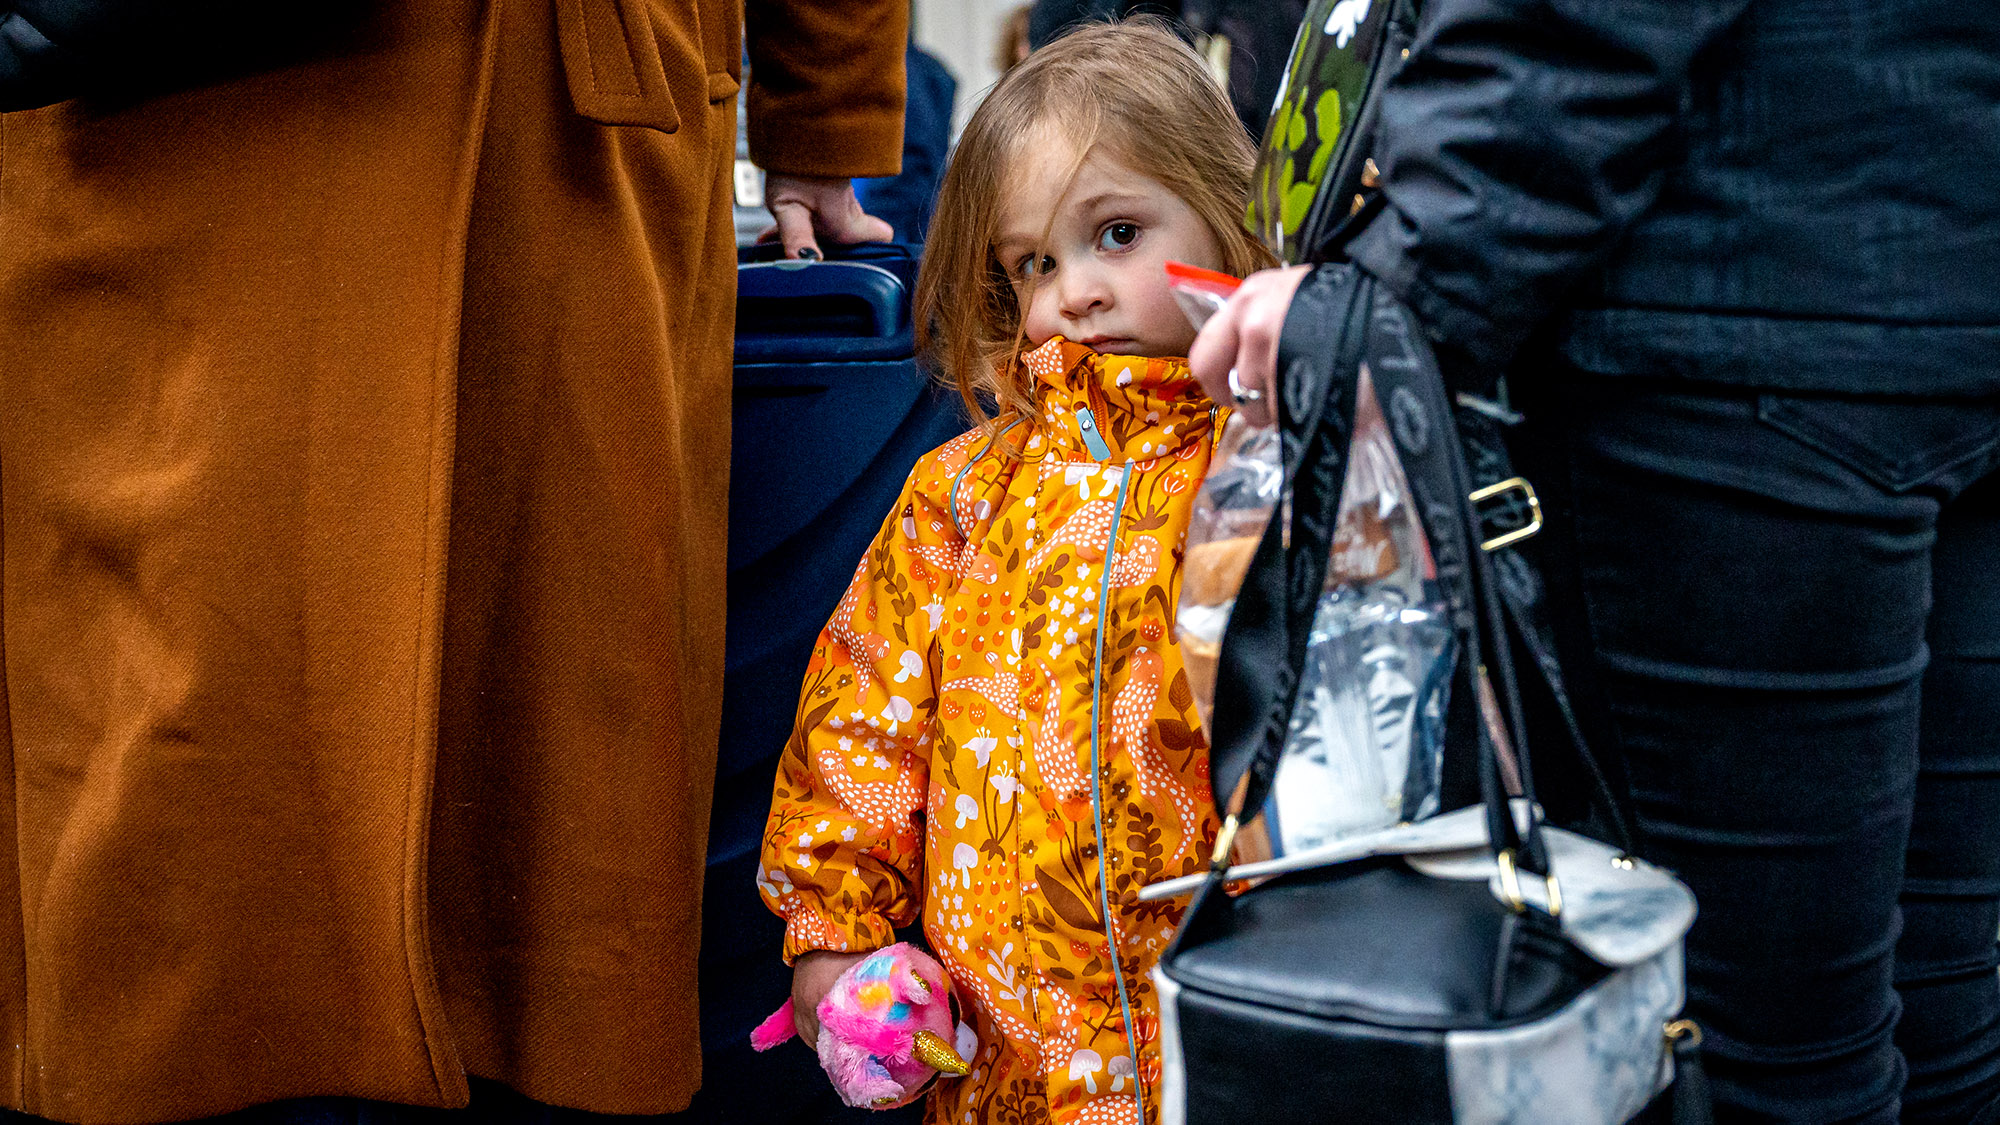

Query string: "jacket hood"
[1020, 335, 1218, 463]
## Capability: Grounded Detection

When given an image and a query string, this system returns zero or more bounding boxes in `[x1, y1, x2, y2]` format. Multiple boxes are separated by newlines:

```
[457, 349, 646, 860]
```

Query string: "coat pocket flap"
[555, 0, 696, 133]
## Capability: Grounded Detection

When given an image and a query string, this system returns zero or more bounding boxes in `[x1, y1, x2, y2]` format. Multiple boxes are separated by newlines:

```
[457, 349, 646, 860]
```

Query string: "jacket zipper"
[1075, 406, 1114, 462]
[1086, 460, 1145, 1119]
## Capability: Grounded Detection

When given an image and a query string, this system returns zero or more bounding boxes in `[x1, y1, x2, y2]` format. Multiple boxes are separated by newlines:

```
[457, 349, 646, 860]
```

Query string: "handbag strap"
[1277, 0, 1640, 854]
[1201, 266, 1554, 892]
[1450, 389, 1637, 854]
[1202, 267, 1368, 841]
[1362, 287, 1545, 869]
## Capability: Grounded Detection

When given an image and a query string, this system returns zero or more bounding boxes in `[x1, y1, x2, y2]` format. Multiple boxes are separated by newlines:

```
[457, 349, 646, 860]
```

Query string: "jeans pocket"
[1755, 395, 2000, 494]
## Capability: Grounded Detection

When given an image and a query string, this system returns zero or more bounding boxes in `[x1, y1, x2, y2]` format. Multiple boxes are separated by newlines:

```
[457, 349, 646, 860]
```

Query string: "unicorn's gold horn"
[911, 1030, 970, 1076]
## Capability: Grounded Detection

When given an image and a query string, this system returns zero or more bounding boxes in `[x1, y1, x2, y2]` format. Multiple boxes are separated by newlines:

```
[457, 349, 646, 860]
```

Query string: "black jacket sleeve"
[1, 1, 370, 112]
[1343, 0, 1754, 374]
[0, 4, 87, 110]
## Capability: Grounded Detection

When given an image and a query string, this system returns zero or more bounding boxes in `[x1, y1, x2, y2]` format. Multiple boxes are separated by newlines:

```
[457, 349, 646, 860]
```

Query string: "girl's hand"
[790, 949, 871, 1043]
[1188, 265, 1311, 429]
[762, 175, 895, 261]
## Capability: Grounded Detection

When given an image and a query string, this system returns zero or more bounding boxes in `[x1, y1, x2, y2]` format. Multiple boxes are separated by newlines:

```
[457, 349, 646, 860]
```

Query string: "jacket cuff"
[780, 903, 898, 965]
[747, 94, 904, 179]
[1346, 216, 1518, 380]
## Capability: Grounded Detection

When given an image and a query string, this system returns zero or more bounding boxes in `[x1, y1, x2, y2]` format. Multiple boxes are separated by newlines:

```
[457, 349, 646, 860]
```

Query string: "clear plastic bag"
[1177, 359, 1455, 864]
[1165, 260, 1242, 332]
[1176, 411, 1282, 732]
[1271, 368, 1454, 852]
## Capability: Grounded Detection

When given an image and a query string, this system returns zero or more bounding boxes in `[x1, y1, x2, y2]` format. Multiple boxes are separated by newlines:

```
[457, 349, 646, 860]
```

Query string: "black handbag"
[1152, 264, 1710, 1125]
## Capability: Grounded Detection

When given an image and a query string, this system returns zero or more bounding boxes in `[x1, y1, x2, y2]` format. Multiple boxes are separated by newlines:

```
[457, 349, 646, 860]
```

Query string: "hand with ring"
[1189, 264, 1311, 429]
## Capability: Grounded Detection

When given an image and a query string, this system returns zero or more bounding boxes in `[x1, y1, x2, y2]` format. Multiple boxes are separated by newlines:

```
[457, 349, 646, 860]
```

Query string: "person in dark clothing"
[1206, 0, 1310, 144]
[1026, 0, 1128, 50]
[854, 44, 957, 244]
[1189, 2, 2000, 1122]
[1025, 0, 1309, 140]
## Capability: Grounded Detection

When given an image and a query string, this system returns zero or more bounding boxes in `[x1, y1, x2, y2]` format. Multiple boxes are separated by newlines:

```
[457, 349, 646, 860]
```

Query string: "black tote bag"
[1151, 265, 1709, 1125]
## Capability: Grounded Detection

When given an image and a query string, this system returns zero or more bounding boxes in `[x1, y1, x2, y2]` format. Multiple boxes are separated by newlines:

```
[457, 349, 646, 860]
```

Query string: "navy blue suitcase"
[690, 244, 968, 1124]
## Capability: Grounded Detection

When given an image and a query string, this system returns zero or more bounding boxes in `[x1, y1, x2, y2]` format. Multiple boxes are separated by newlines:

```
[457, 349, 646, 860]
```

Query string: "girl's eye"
[1016, 254, 1056, 279]
[1098, 222, 1140, 250]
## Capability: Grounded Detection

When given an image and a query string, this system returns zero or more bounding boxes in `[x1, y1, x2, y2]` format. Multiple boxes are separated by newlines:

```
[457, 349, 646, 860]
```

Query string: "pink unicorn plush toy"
[751, 943, 973, 1109]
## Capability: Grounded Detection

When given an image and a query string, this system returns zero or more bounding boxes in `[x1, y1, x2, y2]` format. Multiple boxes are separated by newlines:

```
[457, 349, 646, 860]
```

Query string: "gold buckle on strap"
[1663, 1019, 1704, 1048]
[1496, 847, 1564, 919]
[1211, 814, 1241, 870]
[1469, 476, 1543, 552]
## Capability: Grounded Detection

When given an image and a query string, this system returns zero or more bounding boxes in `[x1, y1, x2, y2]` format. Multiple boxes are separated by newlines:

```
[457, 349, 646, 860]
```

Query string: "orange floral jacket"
[760, 338, 1224, 1125]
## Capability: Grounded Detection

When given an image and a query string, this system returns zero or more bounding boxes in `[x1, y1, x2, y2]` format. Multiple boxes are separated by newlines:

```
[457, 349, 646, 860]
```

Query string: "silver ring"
[1227, 367, 1263, 404]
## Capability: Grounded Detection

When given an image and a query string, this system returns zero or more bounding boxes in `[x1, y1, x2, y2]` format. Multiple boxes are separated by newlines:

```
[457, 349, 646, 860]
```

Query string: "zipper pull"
[1075, 406, 1114, 462]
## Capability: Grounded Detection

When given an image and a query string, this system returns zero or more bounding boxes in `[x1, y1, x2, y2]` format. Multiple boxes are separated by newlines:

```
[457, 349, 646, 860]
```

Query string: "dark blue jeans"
[1519, 376, 2000, 1124]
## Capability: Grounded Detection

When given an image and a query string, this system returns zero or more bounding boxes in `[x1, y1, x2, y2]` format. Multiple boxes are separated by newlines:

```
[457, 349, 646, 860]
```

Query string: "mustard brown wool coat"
[0, 1, 903, 1121]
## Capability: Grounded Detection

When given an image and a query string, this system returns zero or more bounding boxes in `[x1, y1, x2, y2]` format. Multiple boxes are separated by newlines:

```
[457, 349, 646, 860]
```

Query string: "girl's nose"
[1057, 263, 1111, 320]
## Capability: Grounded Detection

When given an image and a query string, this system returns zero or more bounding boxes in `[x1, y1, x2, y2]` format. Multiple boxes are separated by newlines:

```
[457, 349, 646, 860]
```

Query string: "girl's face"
[996, 139, 1226, 359]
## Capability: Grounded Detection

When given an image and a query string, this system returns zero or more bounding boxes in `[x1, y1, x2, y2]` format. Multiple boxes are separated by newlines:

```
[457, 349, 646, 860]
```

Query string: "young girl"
[759, 21, 1274, 1124]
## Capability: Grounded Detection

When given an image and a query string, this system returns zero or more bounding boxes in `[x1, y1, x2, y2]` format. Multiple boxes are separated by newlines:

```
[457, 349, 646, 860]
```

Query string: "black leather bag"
[1152, 264, 1709, 1125]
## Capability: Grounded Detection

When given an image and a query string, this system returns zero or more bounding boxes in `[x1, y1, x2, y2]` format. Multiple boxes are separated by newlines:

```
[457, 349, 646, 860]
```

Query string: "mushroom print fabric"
[761, 338, 1223, 1125]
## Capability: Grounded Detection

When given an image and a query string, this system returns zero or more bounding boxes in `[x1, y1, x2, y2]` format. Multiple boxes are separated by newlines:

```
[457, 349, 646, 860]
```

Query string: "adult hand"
[762, 175, 894, 260]
[1188, 264, 1311, 429]
[790, 949, 871, 1043]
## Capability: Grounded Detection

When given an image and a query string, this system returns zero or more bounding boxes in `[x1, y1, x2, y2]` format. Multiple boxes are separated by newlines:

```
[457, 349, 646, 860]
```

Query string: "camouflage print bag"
[1246, 0, 1418, 264]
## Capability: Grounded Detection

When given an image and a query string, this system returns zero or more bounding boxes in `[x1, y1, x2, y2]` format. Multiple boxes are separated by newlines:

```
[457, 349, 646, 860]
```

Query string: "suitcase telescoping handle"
[736, 259, 907, 350]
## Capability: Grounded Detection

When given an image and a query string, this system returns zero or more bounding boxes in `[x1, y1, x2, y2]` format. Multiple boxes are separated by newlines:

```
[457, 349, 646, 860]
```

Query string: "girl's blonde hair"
[913, 18, 1276, 427]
